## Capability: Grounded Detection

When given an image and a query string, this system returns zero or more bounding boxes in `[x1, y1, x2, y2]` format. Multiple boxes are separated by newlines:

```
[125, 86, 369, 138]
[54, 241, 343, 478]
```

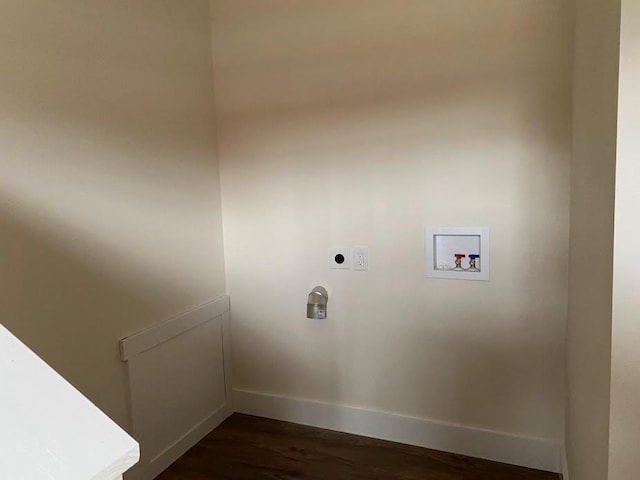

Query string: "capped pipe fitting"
[307, 286, 328, 319]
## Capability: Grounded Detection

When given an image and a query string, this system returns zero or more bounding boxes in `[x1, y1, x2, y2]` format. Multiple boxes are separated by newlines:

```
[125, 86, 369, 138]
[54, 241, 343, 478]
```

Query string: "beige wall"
[609, 0, 640, 477]
[0, 1, 226, 429]
[566, 0, 621, 478]
[212, 0, 572, 441]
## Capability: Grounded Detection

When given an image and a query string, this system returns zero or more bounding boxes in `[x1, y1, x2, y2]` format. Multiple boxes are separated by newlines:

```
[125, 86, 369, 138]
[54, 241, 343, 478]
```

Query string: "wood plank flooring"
[157, 414, 561, 480]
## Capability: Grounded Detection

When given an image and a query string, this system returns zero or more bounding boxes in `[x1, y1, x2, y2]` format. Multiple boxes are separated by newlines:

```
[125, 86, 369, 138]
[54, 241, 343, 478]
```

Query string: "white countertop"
[0, 324, 139, 480]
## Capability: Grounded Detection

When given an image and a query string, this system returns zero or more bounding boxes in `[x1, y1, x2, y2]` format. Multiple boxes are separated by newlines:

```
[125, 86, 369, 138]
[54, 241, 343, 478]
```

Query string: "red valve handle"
[454, 254, 466, 259]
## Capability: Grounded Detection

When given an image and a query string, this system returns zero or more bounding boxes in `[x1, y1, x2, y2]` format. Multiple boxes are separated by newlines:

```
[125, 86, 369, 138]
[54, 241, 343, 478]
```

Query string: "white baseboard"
[234, 390, 561, 474]
[561, 446, 569, 479]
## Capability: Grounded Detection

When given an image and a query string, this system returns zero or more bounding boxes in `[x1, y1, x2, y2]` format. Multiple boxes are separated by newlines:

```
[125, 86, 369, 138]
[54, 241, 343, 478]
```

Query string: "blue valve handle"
[469, 255, 480, 259]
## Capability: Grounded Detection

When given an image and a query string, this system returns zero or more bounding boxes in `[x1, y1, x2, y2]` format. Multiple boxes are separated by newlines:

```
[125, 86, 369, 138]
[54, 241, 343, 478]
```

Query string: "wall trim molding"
[121, 300, 233, 480]
[120, 296, 230, 361]
[233, 389, 561, 474]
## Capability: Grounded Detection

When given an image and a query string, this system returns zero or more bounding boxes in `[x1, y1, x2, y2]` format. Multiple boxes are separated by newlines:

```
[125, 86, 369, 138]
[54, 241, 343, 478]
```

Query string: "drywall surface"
[566, 0, 620, 478]
[213, 0, 572, 442]
[0, 1, 226, 429]
[609, 0, 640, 477]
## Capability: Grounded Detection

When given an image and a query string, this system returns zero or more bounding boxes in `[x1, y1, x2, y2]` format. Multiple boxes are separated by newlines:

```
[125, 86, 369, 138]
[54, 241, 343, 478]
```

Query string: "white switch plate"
[353, 246, 369, 271]
[329, 248, 351, 269]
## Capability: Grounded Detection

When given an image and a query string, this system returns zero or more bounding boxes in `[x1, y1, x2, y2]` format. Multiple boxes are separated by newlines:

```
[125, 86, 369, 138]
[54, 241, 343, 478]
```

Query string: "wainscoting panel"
[121, 297, 232, 480]
[234, 389, 561, 474]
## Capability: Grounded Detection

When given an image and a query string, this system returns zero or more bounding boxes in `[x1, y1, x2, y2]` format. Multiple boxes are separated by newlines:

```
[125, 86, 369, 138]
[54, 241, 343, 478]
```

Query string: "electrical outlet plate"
[353, 246, 369, 271]
[329, 248, 351, 269]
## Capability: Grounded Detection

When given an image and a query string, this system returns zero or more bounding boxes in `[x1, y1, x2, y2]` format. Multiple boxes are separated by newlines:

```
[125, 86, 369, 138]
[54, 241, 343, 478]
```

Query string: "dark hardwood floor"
[157, 414, 561, 480]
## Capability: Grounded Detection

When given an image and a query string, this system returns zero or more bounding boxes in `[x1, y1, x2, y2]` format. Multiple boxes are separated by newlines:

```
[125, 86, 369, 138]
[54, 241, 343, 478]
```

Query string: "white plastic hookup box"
[425, 226, 490, 281]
